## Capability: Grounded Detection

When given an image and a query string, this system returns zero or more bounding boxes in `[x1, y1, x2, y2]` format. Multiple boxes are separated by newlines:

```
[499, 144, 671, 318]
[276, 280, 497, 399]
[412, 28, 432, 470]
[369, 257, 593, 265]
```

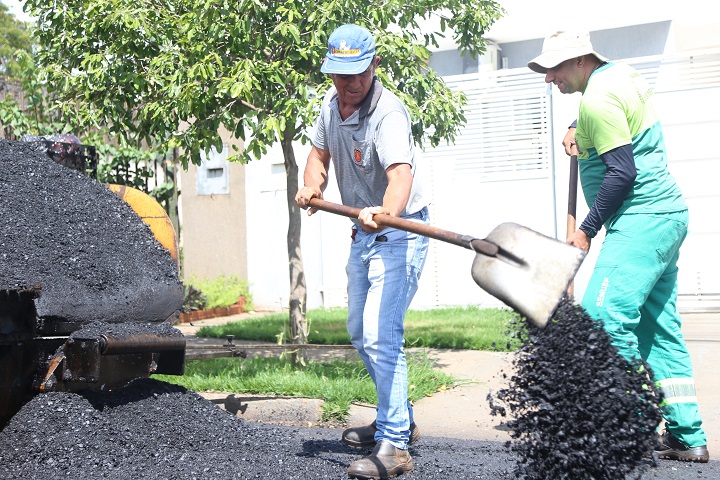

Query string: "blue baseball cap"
[321, 24, 376, 75]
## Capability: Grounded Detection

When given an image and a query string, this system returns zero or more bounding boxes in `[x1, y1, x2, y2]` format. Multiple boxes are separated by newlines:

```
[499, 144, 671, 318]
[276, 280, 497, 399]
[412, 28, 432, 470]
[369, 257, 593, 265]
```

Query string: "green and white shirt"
[575, 62, 686, 225]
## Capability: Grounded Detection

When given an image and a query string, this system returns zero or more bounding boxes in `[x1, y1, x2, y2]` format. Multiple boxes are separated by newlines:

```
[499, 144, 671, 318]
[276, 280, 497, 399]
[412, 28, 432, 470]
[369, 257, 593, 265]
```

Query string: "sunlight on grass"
[196, 306, 520, 351]
[180, 306, 520, 423]
[154, 352, 455, 422]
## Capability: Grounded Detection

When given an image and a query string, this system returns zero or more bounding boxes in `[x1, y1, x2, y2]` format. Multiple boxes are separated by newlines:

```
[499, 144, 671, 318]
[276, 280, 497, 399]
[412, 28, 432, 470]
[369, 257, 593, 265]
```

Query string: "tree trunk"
[168, 149, 180, 245]
[281, 128, 308, 363]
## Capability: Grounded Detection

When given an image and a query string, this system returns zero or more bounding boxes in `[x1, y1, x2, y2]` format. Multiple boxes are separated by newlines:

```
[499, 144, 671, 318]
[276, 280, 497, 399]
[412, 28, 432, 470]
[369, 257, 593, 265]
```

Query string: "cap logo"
[321, 24, 376, 74]
[332, 40, 362, 57]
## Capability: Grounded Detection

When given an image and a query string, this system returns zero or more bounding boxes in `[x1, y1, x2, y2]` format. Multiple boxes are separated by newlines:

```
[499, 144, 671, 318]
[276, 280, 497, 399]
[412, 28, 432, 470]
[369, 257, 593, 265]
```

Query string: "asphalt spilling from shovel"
[489, 298, 664, 479]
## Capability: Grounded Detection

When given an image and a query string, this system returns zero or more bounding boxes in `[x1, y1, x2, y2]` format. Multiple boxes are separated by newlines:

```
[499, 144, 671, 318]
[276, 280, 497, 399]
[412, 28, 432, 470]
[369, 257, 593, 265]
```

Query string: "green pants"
[582, 210, 706, 448]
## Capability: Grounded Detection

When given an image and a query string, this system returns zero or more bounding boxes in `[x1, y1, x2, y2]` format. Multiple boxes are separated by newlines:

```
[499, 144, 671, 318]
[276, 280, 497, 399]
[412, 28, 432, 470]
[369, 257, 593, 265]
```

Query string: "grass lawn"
[155, 351, 455, 423]
[156, 306, 520, 423]
[195, 306, 521, 351]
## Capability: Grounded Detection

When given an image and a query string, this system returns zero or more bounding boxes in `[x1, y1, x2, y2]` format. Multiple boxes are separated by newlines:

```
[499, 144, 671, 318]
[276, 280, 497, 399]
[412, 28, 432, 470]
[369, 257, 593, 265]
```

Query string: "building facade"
[202, 18, 720, 314]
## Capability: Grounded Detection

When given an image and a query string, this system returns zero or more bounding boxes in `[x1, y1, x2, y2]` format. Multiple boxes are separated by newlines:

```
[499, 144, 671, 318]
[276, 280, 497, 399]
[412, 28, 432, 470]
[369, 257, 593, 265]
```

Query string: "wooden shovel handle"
[307, 198, 499, 256]
[566, 155, 579, 297]
[567, 155, 579, 237]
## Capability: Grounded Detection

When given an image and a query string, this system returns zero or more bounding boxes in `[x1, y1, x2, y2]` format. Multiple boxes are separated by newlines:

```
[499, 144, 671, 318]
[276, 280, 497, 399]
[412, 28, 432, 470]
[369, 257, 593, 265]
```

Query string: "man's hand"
[295, 187, 323, 216]
[563, 127, 579, 156]
[567, 229, 591, 252]
[352, 163, 412, 233]
[358, 206, 389, 233]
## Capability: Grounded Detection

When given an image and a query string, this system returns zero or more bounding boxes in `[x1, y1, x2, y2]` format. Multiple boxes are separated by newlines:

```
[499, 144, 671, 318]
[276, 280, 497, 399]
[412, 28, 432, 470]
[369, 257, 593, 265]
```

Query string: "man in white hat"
[296, 24, 429, 479]
[528, 30, 709, 463]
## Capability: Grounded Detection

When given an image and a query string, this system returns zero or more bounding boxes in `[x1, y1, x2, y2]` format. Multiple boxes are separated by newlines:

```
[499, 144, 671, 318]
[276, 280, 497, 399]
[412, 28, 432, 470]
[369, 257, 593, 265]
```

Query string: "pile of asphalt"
[489, 299, 664, 479]
[69, 319, 183, 340]
[0, 139, 182, 323]
[0, 378, 515, 479]
[0, 376, 712, 479]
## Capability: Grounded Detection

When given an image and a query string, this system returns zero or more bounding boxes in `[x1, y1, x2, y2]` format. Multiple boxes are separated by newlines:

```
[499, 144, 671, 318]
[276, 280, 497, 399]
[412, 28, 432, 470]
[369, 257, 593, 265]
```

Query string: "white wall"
[244, 144, 295, 311]
[244, 142, 352, 312]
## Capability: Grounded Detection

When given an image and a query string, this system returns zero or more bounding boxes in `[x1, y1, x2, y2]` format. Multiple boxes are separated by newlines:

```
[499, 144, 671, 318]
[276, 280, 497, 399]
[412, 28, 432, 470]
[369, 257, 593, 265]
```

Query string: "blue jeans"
[346, 207, 430, 449]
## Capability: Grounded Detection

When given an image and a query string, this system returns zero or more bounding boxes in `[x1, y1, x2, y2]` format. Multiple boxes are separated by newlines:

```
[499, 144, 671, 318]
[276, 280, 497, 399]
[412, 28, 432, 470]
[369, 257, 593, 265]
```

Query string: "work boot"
[655, 430, 709, 463]
[347, 440, 414, 479]
[342, 420, 421, 449]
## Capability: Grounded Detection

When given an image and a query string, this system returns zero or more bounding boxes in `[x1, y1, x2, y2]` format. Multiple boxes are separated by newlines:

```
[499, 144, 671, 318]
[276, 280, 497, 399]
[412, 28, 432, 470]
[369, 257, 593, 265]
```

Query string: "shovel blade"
[471, 223, 585, 328]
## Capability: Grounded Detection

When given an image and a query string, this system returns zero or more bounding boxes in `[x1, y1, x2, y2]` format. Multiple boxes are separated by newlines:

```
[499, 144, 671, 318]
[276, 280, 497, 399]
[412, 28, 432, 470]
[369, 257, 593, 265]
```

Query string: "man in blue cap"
[295, 24, 430, 479]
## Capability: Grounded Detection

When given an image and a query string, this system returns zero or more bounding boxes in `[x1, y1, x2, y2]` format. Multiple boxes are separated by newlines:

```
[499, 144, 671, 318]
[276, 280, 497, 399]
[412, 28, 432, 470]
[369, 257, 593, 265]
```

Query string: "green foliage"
[185, 274, 253, 310]
[24, 0, 505, 167]
[0, 2, 32, 78]
[182, 285, 207, 313]
[150, 181, 177, 206]
[0, 56, 176, 214]
[154, 352, 455, 422]
[196, 306, 520, 352]
[0, 52, 69, 139]
[93, 138, 158, 189]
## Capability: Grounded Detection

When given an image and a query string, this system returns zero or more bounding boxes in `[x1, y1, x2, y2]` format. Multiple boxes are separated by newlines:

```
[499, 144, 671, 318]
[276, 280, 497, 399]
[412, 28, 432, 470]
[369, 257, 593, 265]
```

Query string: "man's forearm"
[579, 144, 636, 237]
[382, 164, 413, 216]
[303, 148, 330, 192]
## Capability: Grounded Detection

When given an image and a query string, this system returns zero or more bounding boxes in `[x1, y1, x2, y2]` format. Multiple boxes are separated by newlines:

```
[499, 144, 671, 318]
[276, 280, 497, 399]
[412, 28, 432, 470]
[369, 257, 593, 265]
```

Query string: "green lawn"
[154, 351, 455, 422]
[195, 306, 521, 351]
[156, 306, 521, 423]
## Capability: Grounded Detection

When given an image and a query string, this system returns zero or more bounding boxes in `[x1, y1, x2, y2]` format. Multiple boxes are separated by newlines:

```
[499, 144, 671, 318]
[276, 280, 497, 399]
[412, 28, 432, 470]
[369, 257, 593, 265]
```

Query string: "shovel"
[308, 198, 585, 328]
[566, 154, 579, 298]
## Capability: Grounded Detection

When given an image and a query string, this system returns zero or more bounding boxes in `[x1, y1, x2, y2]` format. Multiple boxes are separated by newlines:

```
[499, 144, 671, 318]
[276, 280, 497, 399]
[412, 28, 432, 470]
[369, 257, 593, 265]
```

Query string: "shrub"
[183, 274, 253, 310]
[181, 285, 207, 313]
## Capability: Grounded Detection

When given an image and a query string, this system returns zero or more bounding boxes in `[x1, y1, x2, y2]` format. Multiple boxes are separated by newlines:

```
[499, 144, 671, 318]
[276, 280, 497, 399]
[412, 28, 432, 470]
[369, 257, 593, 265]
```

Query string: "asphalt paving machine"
[0, 136, 186, 428]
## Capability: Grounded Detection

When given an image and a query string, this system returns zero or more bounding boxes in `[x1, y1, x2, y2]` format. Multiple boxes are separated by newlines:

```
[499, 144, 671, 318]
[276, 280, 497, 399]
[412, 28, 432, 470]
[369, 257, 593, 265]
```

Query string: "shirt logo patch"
[353, 149, 363, 164]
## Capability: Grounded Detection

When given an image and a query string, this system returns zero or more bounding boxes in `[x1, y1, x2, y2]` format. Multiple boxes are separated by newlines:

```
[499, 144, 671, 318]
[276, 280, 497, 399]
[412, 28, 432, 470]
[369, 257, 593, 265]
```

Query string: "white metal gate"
[415, 70, 555, 309]
[632, 49, 720, 311]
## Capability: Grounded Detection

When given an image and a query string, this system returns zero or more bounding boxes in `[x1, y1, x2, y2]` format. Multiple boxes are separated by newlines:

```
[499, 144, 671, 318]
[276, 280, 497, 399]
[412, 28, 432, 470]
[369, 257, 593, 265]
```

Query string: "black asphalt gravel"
[488, 299, 718, 479]
[0, 377, 716, 480]
[0, 139, 182, 324]
[69, 318, 183, 341]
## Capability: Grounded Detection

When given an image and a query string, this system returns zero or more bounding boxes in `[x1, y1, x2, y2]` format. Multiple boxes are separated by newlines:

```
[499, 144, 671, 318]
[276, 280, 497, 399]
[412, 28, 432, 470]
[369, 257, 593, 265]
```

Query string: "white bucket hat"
[527, 31, 609, 74]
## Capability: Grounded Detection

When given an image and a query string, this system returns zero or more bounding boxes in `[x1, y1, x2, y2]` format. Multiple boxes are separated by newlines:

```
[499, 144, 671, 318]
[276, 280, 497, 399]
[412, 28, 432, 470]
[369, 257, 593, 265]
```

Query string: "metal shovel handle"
[307, 198, 499, 257]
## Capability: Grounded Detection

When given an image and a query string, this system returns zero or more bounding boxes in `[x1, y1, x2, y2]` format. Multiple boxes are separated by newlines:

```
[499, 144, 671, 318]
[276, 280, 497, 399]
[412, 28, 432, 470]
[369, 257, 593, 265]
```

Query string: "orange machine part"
[106, 184, 179, 264]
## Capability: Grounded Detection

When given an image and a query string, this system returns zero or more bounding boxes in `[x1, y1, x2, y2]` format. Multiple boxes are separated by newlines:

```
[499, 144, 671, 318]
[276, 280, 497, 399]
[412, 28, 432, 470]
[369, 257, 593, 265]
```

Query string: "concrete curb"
[200, 392, 326, 427]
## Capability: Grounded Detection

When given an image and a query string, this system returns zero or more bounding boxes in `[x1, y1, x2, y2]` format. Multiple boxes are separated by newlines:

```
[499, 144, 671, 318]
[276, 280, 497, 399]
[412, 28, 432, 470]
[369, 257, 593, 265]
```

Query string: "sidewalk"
[176, 311, 720, 455]
[345, 348, 513, 444]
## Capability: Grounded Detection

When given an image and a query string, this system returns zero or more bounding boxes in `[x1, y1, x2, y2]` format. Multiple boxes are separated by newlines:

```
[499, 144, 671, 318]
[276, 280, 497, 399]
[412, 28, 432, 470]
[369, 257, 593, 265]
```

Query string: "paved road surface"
[179, 311, 720, 478]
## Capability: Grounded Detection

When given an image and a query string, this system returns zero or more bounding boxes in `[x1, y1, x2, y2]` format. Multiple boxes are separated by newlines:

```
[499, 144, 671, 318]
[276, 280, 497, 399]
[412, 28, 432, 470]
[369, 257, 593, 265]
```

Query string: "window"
[196, 145, 230, 195]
